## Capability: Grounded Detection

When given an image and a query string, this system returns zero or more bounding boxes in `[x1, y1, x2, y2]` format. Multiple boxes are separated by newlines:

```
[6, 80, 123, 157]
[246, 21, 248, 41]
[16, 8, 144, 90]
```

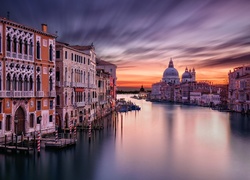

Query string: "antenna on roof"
[7, 11, 10, 20]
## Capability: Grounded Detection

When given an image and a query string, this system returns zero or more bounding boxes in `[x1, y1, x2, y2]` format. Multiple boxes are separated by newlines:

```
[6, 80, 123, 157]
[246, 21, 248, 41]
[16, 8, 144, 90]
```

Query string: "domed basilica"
[162, 58, 196, 84]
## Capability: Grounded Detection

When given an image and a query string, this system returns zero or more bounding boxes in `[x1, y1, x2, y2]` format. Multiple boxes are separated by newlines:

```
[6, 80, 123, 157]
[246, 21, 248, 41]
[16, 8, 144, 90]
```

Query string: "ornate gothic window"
[18, 75, 22, 91]
[29, 40, 33, 56]
[37, 75, 41, 91]
[24, 39, 28, 54]
[13, 74, 17, 90]
[24, 75, 28, 91]
[13, 36, 17, 53]
[29, 76, 33, 91]
[7, 34, 11, 51]
[6, 73, 11, 90]
[19, 37, 22, 53]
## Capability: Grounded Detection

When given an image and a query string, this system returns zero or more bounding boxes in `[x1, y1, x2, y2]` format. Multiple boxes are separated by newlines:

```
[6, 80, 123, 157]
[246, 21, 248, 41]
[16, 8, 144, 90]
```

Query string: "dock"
[45, 138, 76, 149]
[0, 144, 33, 154]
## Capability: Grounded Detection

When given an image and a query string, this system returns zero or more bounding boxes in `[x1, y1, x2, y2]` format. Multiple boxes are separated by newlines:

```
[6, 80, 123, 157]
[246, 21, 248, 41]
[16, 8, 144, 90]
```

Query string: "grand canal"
[1, 94, 250, 180]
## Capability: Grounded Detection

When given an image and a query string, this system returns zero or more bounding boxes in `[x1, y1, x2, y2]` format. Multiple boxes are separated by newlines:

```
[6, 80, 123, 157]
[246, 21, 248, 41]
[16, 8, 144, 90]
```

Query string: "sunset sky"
[1, 0, 250, 90]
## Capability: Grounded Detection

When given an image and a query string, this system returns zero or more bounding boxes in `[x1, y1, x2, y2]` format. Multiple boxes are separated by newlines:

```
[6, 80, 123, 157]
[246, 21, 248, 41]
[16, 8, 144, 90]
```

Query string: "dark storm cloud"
[196, 53, 250, 68]
[1, 0, 250, 84]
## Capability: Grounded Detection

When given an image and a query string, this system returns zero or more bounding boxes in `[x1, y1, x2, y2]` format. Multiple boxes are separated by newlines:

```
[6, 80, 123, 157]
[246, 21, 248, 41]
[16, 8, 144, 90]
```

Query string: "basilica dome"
[182, 71, 192, 79]
[162, 58, 180, 84]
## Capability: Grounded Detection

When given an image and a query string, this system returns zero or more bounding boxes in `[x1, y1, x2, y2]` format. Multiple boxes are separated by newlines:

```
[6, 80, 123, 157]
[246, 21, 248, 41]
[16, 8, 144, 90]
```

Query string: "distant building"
[138, 85, 147, 99]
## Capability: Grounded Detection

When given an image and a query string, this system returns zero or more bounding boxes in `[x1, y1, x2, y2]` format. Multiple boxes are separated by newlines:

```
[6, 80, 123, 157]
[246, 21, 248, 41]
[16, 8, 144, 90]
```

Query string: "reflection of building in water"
[150, 58, 225, 107]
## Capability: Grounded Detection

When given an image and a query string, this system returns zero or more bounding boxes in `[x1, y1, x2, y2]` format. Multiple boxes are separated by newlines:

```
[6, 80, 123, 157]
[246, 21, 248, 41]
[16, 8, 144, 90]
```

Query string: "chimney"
[41, 24, 47, 33]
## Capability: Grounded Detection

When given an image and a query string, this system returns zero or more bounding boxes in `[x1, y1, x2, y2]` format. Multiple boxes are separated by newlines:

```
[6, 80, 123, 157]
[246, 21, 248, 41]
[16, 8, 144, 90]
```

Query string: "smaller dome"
[182, 71, 192, 79]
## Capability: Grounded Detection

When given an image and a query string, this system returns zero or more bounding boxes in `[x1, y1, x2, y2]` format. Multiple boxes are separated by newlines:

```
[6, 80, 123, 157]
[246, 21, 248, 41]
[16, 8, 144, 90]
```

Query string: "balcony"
[0, 91, 6, 98]
[70, 82, 76, 87]
[75, 102, 85, 107]
[56, 81, 61, 87]
[76, 82, 84, 88]
[64, 81, 71, 87]
[36, 91, 44, 97]
[49, 91, 56, 97]
[22, 91, 34, 97]
[1, 91, 34, 98]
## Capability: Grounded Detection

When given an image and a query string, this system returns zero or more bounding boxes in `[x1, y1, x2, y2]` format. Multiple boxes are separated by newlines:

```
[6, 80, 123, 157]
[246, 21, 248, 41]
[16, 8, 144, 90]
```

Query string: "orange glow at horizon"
[116, 64, 230, 89]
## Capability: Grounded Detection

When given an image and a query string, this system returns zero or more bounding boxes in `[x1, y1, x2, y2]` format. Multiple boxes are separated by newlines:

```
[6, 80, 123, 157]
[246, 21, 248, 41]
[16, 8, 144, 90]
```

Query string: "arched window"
[19, 37, 22, 53]
[29, 76, 33, 91]
[56, 95, 60, 105]
[49, 76, 53, 91]
[24, 39, 28, 54]
[18, 75, 22, 91]
[13, 36, 17, 53]
[37, 75, 41, 91]
[13, 74, 17, 90]
[7, 34, 11, 52]
[36, 41, 40, 59]
[24, 75, 28, 91]
[29, 114, 34, 128]
[29, 40, 33, 56]
[6, 73, 11, 90]
[49, 44, 53, 61]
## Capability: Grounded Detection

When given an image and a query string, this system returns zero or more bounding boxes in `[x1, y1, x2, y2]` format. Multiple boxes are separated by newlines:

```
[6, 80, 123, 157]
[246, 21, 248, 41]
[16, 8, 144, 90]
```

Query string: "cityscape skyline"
[1, 0, 250, 90]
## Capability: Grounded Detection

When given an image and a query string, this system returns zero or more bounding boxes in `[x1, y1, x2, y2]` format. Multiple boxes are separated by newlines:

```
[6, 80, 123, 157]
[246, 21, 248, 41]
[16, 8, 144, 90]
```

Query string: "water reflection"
[1, 94, 250, 180]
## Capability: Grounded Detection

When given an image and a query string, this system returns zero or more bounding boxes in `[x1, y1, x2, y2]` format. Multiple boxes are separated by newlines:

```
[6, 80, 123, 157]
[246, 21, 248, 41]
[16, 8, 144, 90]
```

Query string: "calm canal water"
[1, 94, 250, 180]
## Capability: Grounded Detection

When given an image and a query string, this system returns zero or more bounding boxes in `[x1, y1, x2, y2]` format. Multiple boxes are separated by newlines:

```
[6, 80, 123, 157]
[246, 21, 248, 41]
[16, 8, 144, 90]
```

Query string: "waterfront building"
[55, 42, 88, 130]
[71, 45, 97, 122]
[0, 17, 56, 138]
[228, 66, 250, 112]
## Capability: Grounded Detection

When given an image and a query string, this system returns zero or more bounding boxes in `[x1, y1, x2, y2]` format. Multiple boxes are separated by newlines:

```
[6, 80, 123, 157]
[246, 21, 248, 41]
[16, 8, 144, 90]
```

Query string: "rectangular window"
[71, 53, 73, 60]
[88, 59, 90, 65]
[49, 115, 53, 122]
[0, 121, 2, 130]
[37, 101, 41, 110]
[84, 57, 85, 64]
[50, 100, 53, 109]
[56, 51, 60, 58]
[65, 51, 67, 59]
[0, 101, 2, 113]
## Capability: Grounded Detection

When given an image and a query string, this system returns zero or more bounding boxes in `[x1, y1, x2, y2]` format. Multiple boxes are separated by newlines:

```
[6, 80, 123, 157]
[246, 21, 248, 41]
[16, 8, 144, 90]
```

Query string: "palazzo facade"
[0, 18, 56, 138]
